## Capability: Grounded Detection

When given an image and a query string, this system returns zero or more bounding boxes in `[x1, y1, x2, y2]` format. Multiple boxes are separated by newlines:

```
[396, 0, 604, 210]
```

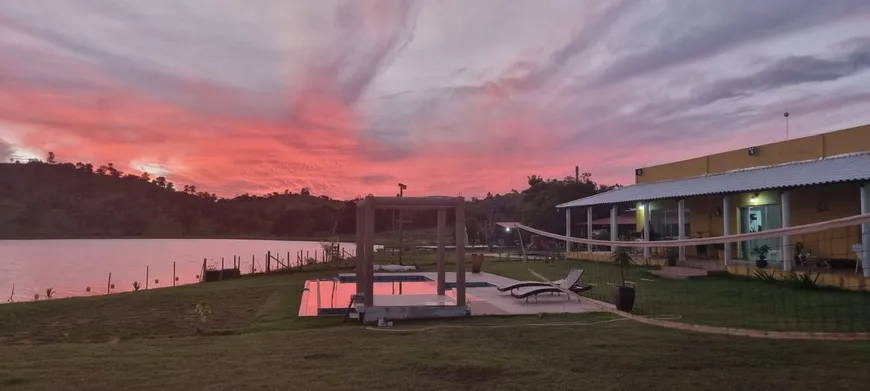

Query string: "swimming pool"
[298, 275, 493, 316]
[336, 274, 494, 288]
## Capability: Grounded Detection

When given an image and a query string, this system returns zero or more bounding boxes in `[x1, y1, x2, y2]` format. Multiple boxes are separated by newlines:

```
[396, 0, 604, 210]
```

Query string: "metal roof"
[557, 152, 870, 208]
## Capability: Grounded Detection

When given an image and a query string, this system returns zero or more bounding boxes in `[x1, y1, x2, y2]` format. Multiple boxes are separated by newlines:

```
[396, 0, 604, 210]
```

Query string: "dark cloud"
[0, 139, 13, 162]
[593, 0, 870, 86]
[358, 174, 395, 185]
[693, 41, 870, 105]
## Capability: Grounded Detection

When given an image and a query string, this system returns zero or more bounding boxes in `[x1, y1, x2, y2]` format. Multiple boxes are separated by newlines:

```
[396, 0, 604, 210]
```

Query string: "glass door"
[740, 205, 782, 262]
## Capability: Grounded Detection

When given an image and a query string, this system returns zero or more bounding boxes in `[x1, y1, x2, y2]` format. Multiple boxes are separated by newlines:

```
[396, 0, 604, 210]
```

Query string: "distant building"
[558, 124, 870, 278]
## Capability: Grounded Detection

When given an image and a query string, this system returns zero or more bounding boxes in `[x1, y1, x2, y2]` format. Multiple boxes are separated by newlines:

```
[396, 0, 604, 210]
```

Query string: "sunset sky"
[2, 1, 870, 199]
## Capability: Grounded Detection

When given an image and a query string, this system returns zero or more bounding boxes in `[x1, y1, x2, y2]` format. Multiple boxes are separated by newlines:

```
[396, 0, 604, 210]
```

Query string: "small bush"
[785, 272, 819, 290]
[132, 281, 141, 291]
[752, 269, 778, 284]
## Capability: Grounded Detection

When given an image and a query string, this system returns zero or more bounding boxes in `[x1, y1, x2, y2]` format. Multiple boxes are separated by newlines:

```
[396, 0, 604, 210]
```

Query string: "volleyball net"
[501, 213, 870, 338]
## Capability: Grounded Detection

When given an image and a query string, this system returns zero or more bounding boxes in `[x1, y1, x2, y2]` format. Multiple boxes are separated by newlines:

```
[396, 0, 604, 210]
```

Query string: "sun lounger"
[496, 269, 584, 292]
[510, 284, 595, 302]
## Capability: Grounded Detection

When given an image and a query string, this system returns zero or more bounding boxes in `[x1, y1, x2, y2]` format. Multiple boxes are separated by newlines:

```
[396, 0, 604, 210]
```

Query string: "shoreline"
[0, 235, 348, 242]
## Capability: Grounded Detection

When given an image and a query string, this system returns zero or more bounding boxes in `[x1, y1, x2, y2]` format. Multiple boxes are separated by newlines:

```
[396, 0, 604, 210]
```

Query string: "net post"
[862, 183, 870, 278]
[723, 195, 733, 266]
[677, 198, 686, 262]
[610, 205, 618, 252]
[642, 201, 651, 260]
[781, 190, 793, 271]
[565, 207, 572, 257]
[587, 207, 593, 253]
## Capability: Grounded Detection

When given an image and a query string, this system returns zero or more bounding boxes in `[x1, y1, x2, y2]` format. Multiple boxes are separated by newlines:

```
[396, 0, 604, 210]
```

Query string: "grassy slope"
[1, 260, 870, 390]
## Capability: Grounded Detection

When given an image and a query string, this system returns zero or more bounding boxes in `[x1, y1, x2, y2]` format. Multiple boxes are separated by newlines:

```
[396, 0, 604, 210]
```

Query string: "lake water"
[0, 239, 359, 302]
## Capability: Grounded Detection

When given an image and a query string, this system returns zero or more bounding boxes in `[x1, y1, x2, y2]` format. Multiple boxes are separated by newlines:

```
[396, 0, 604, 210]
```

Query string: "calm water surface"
[0, 239, 357, 302]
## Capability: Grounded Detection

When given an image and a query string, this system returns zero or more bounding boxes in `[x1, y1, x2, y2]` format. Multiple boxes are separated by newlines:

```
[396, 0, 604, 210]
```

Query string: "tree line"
[0, 153, 620, 242]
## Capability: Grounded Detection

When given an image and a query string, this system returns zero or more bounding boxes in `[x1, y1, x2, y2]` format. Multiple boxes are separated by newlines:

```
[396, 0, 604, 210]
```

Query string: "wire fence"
[508, 213, 870, 337]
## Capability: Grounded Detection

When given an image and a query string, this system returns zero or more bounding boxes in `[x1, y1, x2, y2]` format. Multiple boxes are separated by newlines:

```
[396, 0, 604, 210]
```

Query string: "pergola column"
[677, 199, 686, 262]
[436, 208, 447, 295]
[565, 208, 572, 257]
[454, 200, 467, 306]
[610, 205, 618, 251]
[355, 205, 365, 294]
[363, 199, 375, 307]
[781, 190, 792, 271]
[861, 183, 870, 278]
[642, 201, 651, 259]
[723, 195, 733, 265]
[587, 207, 593, 253]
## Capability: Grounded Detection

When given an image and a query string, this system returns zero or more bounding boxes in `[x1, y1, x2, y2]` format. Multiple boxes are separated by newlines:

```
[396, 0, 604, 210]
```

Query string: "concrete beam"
[454, 202, 467, 307]
[436, 208, 447, 295]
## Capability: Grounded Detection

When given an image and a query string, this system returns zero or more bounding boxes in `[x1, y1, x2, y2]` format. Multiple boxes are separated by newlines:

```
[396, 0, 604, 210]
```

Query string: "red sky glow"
[2, 1, 870, 199]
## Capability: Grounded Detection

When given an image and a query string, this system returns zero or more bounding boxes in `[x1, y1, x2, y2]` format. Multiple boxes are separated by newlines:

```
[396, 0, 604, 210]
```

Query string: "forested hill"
[0, 159, 621, 241]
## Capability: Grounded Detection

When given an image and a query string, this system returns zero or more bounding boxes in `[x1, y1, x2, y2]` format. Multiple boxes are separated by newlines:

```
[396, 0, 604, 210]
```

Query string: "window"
[649, 208, 690, 240]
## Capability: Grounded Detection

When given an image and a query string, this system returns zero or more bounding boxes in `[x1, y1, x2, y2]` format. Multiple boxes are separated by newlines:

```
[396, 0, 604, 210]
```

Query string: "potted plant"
[609, 246, 636, 312]
[666, 247, 678, 267]
[751, 245, 770, 268]
[792, 242, 807, 265]
[471, 253, 484, 273]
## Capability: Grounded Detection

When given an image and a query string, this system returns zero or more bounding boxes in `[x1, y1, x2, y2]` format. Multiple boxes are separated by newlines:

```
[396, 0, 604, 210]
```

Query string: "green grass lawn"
[1, 260, 870, 390]
[483, 259, 870, 333]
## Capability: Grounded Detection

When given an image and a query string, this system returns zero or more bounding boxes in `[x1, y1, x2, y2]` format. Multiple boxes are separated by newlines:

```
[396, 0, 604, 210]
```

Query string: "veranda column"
[565, 208, 572, 258]
[454, 199, 467, 306]
[587, 207, 593, 253]
[723, 195, 733, 265]
[355, 204, 365, 294]
[436, 208, 447, 295]
[610, 205, 618, 252]
[861, 183, 870, 278]
[363, 198, 376, 307]
[677, 199, 686, 262]
[781, 190, 792, 271]
[642, 201, 651, 259]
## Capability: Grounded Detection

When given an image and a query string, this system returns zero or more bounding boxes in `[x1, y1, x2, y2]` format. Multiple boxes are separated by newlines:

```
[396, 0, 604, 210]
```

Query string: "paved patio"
[335, 271, 609, 316]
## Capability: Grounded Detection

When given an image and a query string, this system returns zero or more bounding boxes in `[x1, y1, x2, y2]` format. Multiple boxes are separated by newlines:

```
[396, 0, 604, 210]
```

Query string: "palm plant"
[609, 246, 635, 287]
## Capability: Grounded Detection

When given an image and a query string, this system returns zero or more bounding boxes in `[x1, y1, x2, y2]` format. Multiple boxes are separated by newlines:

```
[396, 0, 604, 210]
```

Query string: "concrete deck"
[338, 271, 608, 316]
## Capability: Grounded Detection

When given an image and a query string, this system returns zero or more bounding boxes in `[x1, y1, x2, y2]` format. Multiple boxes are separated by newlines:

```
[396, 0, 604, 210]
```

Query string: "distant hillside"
[0, 160, 352, 239]
[0, 159, 618, 242]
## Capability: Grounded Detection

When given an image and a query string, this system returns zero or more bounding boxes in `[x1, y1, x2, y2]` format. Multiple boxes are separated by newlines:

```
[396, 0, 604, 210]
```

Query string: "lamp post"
[784, 112, 790, 140]
[397, 183, 407, 264]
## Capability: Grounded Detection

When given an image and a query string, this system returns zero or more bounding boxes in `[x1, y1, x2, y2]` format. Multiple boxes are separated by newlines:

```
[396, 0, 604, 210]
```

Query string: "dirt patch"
[302, 352, 343, 360]
[414, 364, 503, 386]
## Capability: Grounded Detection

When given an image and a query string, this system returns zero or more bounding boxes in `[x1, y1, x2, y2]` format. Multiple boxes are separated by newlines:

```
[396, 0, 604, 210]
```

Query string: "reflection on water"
[0, 239, 356, 302]
[298, 280, 480, 316]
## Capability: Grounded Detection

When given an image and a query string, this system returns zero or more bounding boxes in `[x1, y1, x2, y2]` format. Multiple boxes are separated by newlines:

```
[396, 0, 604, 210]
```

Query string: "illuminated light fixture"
[749, 192, 760, 203]
[505, 227, 511, 232]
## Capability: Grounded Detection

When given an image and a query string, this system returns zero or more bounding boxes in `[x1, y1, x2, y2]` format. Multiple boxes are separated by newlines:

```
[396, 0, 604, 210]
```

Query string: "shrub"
[785, 272, 819, 290]
[752, 269, 778, 284]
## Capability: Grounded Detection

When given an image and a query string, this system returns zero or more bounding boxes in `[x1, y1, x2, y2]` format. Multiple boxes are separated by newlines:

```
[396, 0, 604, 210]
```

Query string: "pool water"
[299, 276, 492, 316]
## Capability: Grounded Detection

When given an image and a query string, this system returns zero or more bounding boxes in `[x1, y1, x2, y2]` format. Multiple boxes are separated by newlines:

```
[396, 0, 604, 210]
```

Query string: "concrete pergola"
[354, 195, 468, 308]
